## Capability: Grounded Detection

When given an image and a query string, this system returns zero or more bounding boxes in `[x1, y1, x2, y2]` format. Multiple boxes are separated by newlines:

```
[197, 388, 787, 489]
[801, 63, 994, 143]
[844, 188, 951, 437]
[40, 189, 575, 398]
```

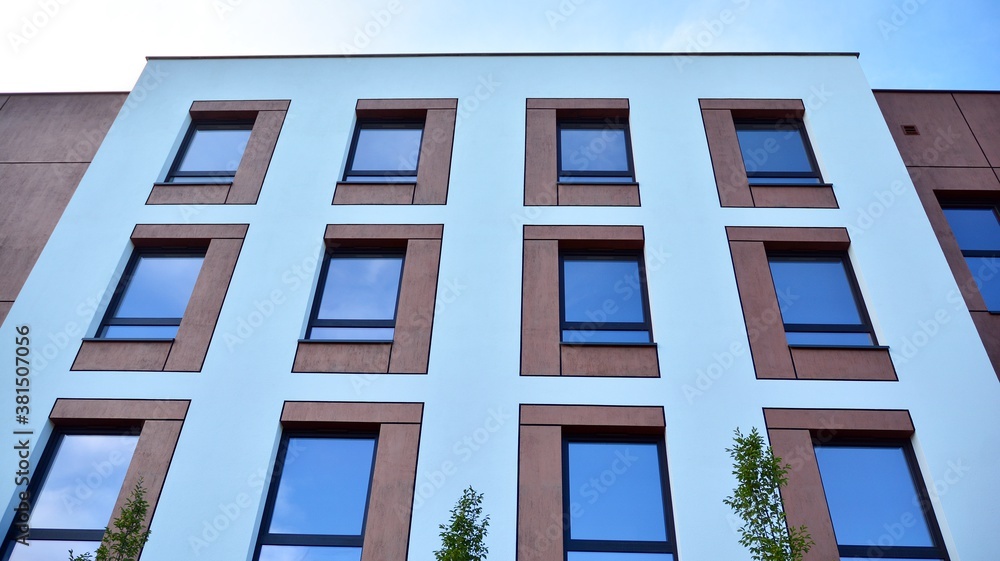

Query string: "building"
[1, 53, 997, 561]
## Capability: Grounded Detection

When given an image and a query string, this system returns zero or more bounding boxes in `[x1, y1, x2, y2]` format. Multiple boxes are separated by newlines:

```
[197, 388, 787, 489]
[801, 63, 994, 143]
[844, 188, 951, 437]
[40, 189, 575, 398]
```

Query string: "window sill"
[558, 342, 659, 377]
[333, 181, 418, 205]
[784, 345, 896, 381]
[72, 338, 174, 371]
[749, 183, 838, 208]
[554, 182, 640, 206]
[147, 182, 232, 205]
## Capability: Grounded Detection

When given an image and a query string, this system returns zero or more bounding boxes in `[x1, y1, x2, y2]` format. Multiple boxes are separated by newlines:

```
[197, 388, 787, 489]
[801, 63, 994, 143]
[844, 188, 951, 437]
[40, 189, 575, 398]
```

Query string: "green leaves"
[434, 486, 490, 561]
[723, 428, 813, 561]
[68, 478, 151, 561]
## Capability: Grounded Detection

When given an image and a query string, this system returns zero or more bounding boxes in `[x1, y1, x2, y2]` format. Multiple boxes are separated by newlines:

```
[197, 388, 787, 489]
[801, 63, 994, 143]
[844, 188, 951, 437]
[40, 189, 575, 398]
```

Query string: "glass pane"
[964, 256, 1000, 310]
[30, 434, 138, 529]
[747, 176, 823, 185]
[769, 259, 864, 326]
[167, 175, 234, 184]
[560, 127, 630, 173]
[563, 329, 651, 344]
[736, 125, 815, 175]
[815, 446, 935, 547]
[563, 258, 646, 324]
[560, 176, 636, 184]
[100, 325, 179, 339]
[8, 540, 99, 561]
[258, 546, 363, 561]
[785, 331, 873, 346]
[568, 554, 673, 561]
[567, 442, 668, 542]
[268, 437, 375, 536]
[114, 255, 204, 319]
[942, 207, 1000, 251]
[350, 126, 422, 173]
[308, 327, 395, 341]
[176, 127, 251, 174]
[316, 256, 403, 321]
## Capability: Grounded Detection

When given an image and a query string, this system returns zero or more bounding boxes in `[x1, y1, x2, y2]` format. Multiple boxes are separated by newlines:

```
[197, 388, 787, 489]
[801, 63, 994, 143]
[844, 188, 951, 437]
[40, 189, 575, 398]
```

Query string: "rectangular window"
[768, 254, 875, 346]
[343, 121, 423, 183]
[563, 439, 675, 559]
[814, 442, 950, 560]
[735, 120, 822, 185]
[558, 120, 635, 183]
[941, 205, 1000, 311]
[306, 252, 405, 342]
[98, 250, 206, 339]
[166, 122, 253, 183]
[3, 432, 138, 560]
[561, 253, 652, 344]
[254, 434, 377, 561]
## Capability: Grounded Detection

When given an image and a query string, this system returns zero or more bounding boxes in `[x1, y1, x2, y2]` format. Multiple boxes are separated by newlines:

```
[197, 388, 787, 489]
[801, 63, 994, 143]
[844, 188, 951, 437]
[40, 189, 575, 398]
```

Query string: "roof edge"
[145, 51, 861, 61]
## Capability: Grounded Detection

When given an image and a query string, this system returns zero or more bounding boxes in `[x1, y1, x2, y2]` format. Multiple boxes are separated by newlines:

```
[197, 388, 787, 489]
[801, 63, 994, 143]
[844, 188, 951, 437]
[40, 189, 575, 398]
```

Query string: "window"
[941, 205, 1000, 311]
[561, 253, 652, 344]
[98, 250, 206, 339]
[344, 121, 423, 183]
[735, 120, 822, 185]
[727, 227, 895, 380]
[306, 252, 405, 341]
[558, 120, 634, 184]
[768, 254, 875, 346]
[525, 98, 640, 206]
[166, 122, 253, 184]
[254, 434, 377, 561]
[563, 439, 675, 560]
[3, 432, 138, 560]
[521, 225, 659, 377]
[700, 99, 837, 208]
[333, 99, 457, 205]
[73, 224, 247, 372]
[814, 442, 950, 561]
[292, 224, 443, 374]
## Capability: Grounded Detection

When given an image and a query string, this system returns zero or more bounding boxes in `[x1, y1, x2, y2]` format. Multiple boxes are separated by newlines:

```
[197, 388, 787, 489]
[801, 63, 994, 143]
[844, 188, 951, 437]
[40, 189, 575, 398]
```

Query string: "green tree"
[68, 478, 152, 561]
[723, 428, 813, 561]
[434, 486, 490, 561]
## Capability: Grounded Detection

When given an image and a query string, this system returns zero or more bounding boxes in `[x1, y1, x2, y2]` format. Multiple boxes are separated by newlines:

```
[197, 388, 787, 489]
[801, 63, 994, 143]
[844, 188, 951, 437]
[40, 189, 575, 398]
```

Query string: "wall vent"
[902, 125, 920, 135]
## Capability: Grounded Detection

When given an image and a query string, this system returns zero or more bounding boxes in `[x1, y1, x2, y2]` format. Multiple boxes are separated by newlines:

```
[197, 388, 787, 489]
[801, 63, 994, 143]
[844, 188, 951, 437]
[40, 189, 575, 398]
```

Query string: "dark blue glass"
[268, 437, 375, 536]
[30, 435, 138, 529]
[316, 256, 403, 321]
[349, 126, 422, 174]
[562, 329, 651, 344]
[567, 442, 667, 542]
[814, 445, 935, 547]
[175, 126, 251, 178]
[747, 176, 822, 185]
[965, 256, 1000, 310]
[560, 127, 630, 174]
[115, 255, 204, 319]
[736, 125, 815, 175]
[101, 325, 180, 339]
[568, 554, 673, 561]
[785, 331, 873, 346]
[258, 546, 362, 561]
[308, 327, 395, 342]
[769, 258, 863, 326]
[563, 258, 645, 324]
[942, 207, 1000, 252]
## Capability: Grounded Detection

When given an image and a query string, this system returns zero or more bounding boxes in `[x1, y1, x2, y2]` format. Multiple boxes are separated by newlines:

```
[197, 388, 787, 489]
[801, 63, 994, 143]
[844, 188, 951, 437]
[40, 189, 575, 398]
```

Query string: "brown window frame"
[517, 404, 668, 561]
[525, 99, 640, 207]
[277, 401, 422, 561]
[727, 226, 896, 380]
[292, 224, 443, 374]
[521, 225, 659, 377]
[333, 99, 457, 206]
[72, 224, 248, 372]
[700, 99, 837, 208]
[148, 100, 289, 205]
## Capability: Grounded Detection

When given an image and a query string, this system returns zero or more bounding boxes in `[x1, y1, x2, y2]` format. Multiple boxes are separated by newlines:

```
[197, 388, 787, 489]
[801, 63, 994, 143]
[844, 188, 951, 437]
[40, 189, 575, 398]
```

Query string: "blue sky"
[1, 0, 997, 92]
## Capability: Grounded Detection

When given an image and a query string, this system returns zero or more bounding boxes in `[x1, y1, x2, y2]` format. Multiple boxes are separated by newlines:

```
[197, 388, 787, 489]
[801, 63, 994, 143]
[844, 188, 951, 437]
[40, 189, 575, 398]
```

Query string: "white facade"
[2, 54, 997, 560]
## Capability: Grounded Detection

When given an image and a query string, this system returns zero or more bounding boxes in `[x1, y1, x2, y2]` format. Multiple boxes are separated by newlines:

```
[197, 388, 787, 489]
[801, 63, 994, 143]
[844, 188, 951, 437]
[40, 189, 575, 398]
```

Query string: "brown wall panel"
[146, 184, 229, 205]
[790, 347, 896, 381]
[700, 98, 805, 114]
[701, 108, 752, 207]
[874, 91, 986, 167]
[763, 408, 914, 434]
[750, 185, 837, 208]
[362, 423, 420, 561]
[325, 224, 443, 242]
[953, 93, 1000, 167]
[0, 302, 11, 325]
[524, 225, 644, 242]
[560, 344, 659, 377]
[528, 98, 630, 112]
[292, 342, 392, 373]
[726, 226, 851, 248]
[413, 108, 456, 204]
[970, 311, 1000, 379]
[389, 239, 441, 373]
[0, 93, 126, 162]
[524, 108, 558, 206]
[728, 240, 795, 379]
[50, 399, 189, 422]
[114, 419, 184, 531]
[521, 239, 561, 375]
[516, 424, 564, 561]
[281, 401, 423, 426]
[72, 340, 172, 371]
[190, 99, 289, 116]
[228, 110, 285, 204]
[333, 183, 415, 205]
[557, 183, 640, 206]
[130, 223, 248, 244]
[357, 98, 457, 113]
[521, 405, 664, 428]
